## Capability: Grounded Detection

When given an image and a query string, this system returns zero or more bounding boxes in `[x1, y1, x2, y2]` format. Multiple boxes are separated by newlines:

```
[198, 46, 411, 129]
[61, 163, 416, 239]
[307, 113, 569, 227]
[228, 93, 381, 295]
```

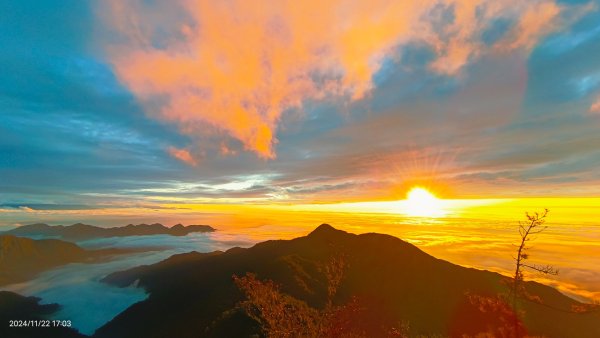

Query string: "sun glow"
[403, 187, 445, 217]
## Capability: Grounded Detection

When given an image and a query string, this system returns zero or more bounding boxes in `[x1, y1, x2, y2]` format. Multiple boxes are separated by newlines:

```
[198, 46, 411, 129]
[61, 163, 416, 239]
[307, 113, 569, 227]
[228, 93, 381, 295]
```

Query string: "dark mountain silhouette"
[0, 291, 85, 338]
[5, 222, 215, 241]
[95, 224, 600, 338]
[0, 235, 140, 286]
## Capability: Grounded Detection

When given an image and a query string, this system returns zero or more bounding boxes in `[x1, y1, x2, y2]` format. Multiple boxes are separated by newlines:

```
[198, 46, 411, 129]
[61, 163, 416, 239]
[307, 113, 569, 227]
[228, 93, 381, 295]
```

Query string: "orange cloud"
[168, 147, 198, 166]
[501, 1, 562, 50]
[591, 95, 600, 114]
[220, 142, 237, 156]
[99, 0, 568, 160]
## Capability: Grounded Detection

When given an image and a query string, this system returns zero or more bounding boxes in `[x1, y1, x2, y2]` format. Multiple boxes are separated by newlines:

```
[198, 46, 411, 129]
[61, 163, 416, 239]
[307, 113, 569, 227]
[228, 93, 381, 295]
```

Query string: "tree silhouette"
[233, 254, 408, 338]
[233, 272, 321, 337]
[509, 209, 558, 337]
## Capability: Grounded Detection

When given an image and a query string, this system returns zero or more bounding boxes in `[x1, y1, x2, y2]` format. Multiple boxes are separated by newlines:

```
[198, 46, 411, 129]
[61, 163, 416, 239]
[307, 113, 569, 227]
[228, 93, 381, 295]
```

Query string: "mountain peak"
[307, 224, 347, 239]
[70, 223, 94, 228]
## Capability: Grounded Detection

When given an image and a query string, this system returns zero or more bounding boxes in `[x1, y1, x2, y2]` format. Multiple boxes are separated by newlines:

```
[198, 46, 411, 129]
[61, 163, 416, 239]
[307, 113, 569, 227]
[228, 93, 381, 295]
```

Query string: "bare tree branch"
[510, 208, 556, 337]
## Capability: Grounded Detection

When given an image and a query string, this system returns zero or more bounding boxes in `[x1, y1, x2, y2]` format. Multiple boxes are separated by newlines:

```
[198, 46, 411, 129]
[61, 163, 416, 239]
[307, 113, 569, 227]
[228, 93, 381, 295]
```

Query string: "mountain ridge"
[4, 222, 215, 241]
[96, 224, 600, 338]
[0, 235, 142, 286]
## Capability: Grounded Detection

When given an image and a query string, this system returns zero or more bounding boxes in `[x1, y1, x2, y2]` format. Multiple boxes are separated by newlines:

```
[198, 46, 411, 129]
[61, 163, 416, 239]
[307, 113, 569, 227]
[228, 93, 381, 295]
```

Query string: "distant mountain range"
[4, 223, 215, 241]
[95, 224, 600, 338]
[0, 235, 139, 286]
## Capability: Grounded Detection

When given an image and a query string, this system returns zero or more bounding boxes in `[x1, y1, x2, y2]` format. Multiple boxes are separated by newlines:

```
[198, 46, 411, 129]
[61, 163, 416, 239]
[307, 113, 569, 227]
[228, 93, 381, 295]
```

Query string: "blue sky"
[1, 0, 600, 222]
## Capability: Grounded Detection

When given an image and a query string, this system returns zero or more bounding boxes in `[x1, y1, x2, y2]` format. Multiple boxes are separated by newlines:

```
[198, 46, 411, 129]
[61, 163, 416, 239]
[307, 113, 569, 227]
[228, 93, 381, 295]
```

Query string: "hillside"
[96, 224, 600, 338]
[5, 223, 215, 241]
[0, 291, 85, 338]
[0, 235, 136, 286]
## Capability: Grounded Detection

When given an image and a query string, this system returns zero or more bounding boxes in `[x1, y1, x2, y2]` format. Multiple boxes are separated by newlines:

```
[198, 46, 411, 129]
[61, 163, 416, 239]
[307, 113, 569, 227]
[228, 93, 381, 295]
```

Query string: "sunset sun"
[403, 187, 445, 217]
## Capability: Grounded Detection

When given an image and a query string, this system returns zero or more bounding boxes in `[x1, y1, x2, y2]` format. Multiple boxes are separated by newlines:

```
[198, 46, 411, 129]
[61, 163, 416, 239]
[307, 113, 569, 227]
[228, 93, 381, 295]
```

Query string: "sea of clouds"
[2, 232, 257, 335]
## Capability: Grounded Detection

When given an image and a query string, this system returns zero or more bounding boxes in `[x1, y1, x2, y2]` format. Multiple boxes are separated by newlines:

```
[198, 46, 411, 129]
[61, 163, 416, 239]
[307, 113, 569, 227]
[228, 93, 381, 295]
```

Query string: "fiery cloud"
[168, 147, 198, 166]
[100, 0, 567, 161]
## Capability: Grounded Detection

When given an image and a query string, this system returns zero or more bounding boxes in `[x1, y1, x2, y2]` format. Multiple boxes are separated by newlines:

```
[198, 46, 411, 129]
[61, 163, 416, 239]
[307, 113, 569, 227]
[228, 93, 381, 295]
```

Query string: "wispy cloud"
[98, 0, 572, 161]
